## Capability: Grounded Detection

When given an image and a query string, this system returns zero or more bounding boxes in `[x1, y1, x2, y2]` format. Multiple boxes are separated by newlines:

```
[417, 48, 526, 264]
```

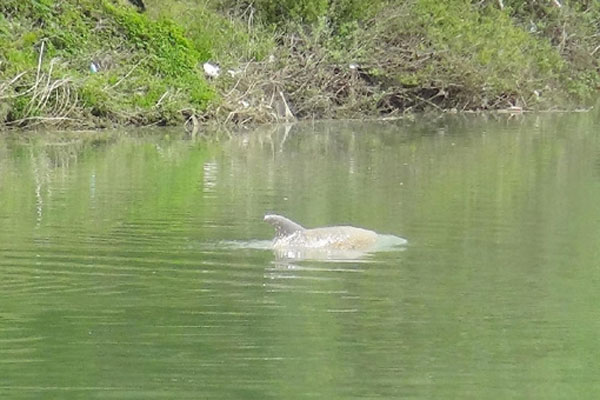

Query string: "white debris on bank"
[203, 62, 220, 78]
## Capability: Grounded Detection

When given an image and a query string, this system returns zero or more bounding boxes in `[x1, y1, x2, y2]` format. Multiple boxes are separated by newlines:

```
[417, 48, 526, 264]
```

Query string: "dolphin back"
[264, 214, 305, 238]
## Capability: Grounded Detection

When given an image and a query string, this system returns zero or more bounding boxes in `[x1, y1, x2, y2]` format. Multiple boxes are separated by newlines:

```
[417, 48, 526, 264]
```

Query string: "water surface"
[1, 113, 600, 398]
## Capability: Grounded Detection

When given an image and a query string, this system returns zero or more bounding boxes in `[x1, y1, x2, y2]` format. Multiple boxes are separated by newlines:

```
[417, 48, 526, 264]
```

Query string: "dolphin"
[264, 214, 380, 252]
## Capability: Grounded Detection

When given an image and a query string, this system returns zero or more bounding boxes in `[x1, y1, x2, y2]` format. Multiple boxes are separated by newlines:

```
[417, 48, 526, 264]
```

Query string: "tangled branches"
[1, 41, 81, 128]
[205, 31, 381, 127]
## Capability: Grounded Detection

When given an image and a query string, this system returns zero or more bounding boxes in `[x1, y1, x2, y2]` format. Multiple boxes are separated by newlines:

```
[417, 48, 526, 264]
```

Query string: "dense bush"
[0, 0, 215, 127]
[0, 0, 598, 129]
[407, 0, 567, 107]
[252, 0, 384, 28]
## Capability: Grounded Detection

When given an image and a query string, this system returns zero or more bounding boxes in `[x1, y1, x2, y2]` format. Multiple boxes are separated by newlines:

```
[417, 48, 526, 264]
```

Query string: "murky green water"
[1, 113, 600, 399]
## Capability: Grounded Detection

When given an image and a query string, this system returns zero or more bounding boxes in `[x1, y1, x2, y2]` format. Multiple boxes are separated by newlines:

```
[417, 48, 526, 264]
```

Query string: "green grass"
[0, 0, 598, 129]
[144, 0, 274, 64]
[411, 0, 566, 106]
[317, 0, 598, 111]
[0, 0, 216, 127]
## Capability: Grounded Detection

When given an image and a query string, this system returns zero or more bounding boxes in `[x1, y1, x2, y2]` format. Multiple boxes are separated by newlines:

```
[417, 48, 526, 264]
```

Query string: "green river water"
[1, 113, 599, 399]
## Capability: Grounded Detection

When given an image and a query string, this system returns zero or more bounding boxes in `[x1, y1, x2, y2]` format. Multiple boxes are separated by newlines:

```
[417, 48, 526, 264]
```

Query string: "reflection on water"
[1, 112, 600, 398]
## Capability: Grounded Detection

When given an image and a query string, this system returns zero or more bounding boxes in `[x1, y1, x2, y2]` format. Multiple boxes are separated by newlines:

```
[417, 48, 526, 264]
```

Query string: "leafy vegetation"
[0, 0, 215, 128]
[0, 0, 598, 129]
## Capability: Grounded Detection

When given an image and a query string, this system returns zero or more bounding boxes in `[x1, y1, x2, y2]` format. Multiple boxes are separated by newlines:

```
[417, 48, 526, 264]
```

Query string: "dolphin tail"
[264, 214, 305, 238]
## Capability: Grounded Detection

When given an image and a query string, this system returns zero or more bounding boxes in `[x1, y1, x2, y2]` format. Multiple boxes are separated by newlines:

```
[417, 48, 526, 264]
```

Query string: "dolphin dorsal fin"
[264, 214, 305, 238]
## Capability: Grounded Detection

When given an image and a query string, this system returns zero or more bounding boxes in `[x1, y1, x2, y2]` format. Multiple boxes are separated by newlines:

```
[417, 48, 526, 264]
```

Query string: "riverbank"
[1, 0, 598, 130]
